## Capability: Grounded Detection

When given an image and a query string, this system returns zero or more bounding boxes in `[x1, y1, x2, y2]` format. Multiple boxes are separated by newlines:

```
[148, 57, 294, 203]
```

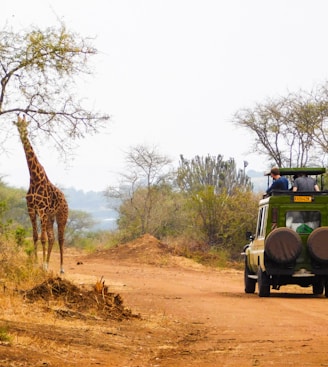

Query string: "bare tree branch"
[234, 85, 328, 168]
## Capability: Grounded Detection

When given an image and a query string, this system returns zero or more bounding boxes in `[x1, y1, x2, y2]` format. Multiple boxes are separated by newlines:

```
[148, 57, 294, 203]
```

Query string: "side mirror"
[246, 231, 254, 241]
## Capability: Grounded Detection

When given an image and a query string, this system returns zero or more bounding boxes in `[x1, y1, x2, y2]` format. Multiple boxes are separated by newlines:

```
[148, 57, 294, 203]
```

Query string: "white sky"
[2, 1, 328, 192]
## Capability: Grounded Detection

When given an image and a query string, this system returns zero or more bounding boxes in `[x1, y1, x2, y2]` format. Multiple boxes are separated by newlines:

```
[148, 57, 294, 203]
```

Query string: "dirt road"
[1, 235, 328, 366]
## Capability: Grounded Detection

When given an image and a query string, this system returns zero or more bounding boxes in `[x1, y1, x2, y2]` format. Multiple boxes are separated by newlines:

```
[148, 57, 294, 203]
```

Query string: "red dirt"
[0, 233, 328, 366]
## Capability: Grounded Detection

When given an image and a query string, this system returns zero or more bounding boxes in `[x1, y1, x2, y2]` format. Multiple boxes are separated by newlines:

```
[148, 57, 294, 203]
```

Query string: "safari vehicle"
[243, 167, 328, 297]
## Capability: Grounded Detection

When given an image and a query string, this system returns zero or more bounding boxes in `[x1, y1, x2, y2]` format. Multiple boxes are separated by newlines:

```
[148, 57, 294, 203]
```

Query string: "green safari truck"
[243, 167, 328, 297]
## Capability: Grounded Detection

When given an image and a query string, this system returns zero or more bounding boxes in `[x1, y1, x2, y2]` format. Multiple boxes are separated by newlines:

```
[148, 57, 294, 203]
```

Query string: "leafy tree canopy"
[0, 24, 109, 155]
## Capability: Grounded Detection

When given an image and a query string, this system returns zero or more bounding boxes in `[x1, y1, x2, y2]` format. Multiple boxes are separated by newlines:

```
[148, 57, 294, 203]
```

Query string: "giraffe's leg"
[57, 216, 67, 274]
[28, 209, 38, 264]
[40, 216, 48, 271]
[46, 216, 55, 272]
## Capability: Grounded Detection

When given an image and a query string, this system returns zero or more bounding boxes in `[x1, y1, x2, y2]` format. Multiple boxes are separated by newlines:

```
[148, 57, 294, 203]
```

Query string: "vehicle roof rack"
[264, 167, 326, 176]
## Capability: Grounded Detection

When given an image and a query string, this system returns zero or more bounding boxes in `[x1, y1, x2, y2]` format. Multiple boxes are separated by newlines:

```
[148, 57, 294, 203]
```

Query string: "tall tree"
[65, 209, 96, 246]
[0, 24, 109, 154]
[233, 83, 328, 168]
[105, 145, 173, 238]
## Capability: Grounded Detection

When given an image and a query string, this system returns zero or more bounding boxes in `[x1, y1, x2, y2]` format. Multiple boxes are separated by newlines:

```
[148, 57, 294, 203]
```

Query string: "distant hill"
[63, 187, 119, 231]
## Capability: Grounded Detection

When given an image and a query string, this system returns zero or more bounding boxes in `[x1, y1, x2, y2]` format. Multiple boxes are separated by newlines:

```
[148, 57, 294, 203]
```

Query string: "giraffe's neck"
[19, 134, 49, 186]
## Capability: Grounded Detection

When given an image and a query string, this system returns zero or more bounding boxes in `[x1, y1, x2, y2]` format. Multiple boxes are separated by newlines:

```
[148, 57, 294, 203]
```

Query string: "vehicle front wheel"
[257, 267, 270, 297]
[244, 258, 256, 294]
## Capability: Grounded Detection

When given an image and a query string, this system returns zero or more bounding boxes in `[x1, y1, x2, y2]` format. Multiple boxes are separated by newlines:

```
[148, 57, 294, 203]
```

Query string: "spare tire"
[307, 227, 328, 263]
[265, 227, 302, 264]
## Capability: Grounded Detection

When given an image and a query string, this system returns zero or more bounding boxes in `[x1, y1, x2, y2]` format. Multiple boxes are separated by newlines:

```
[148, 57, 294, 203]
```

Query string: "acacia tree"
[0, 24, 109, 154]
[233, 83, 328, 168]
[310, 83, 328, 153]
[105, 145, 174, 238]
[65, 209, 96, 246]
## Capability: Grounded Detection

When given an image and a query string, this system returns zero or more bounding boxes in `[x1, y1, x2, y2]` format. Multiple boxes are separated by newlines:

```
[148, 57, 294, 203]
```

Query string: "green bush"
[0, 326, 13, 344]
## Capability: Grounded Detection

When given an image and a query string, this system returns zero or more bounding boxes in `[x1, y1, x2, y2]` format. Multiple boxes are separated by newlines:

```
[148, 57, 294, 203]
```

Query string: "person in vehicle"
[292, 173, 320, 192]
[266, 167, 289, 195]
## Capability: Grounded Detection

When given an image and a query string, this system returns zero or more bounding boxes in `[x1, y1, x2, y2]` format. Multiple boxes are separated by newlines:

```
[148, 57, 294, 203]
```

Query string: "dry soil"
[0, 234, 328, 367]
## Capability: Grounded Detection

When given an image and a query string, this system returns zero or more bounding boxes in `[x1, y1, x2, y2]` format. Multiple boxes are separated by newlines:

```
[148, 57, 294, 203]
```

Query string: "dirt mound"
[24, 277, 140, 321]
[90, 234, 173, 265]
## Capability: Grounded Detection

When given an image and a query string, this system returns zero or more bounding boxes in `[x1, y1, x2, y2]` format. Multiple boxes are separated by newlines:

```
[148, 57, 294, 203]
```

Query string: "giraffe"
[14, 115, 68, 273]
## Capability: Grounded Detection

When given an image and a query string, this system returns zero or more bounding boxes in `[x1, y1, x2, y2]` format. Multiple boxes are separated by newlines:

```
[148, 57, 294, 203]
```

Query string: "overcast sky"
[2, 1, 328, 191]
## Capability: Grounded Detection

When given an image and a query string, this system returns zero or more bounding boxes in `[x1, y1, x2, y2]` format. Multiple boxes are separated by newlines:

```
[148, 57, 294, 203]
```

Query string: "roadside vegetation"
[104, 146, 260, 263]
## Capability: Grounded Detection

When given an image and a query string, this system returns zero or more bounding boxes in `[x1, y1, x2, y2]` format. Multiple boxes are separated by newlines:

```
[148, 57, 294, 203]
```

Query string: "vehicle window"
[286, 211, 321, 234]
[256, 206, 267, 237]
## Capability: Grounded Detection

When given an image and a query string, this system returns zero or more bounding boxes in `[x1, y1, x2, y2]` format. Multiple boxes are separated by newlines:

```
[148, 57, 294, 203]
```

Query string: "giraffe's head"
[13, 114, 30, 140]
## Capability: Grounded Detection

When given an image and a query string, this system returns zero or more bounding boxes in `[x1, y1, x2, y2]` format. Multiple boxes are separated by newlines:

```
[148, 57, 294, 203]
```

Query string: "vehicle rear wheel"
[244, 258, 256, 294]
[257, 267, 270, 297]
[308, 227, 328, 263]
[324, 280, 328, 298]
[265, 227, 302, 264]
[313, 280, 324, 295]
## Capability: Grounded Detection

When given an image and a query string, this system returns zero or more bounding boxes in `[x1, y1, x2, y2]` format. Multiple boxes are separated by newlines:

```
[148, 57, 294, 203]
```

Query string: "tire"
[265, 227, 302, 264]
[324, 280, 328, 298]
[244, 258, 256, 294]
[313, 280, 324, 295]
[257, 267, 270, 297]
[308, 227, 328, 263]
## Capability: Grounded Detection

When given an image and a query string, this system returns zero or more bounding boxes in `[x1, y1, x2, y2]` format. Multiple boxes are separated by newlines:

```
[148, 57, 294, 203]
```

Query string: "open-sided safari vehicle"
[243, 167, 328, 297]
